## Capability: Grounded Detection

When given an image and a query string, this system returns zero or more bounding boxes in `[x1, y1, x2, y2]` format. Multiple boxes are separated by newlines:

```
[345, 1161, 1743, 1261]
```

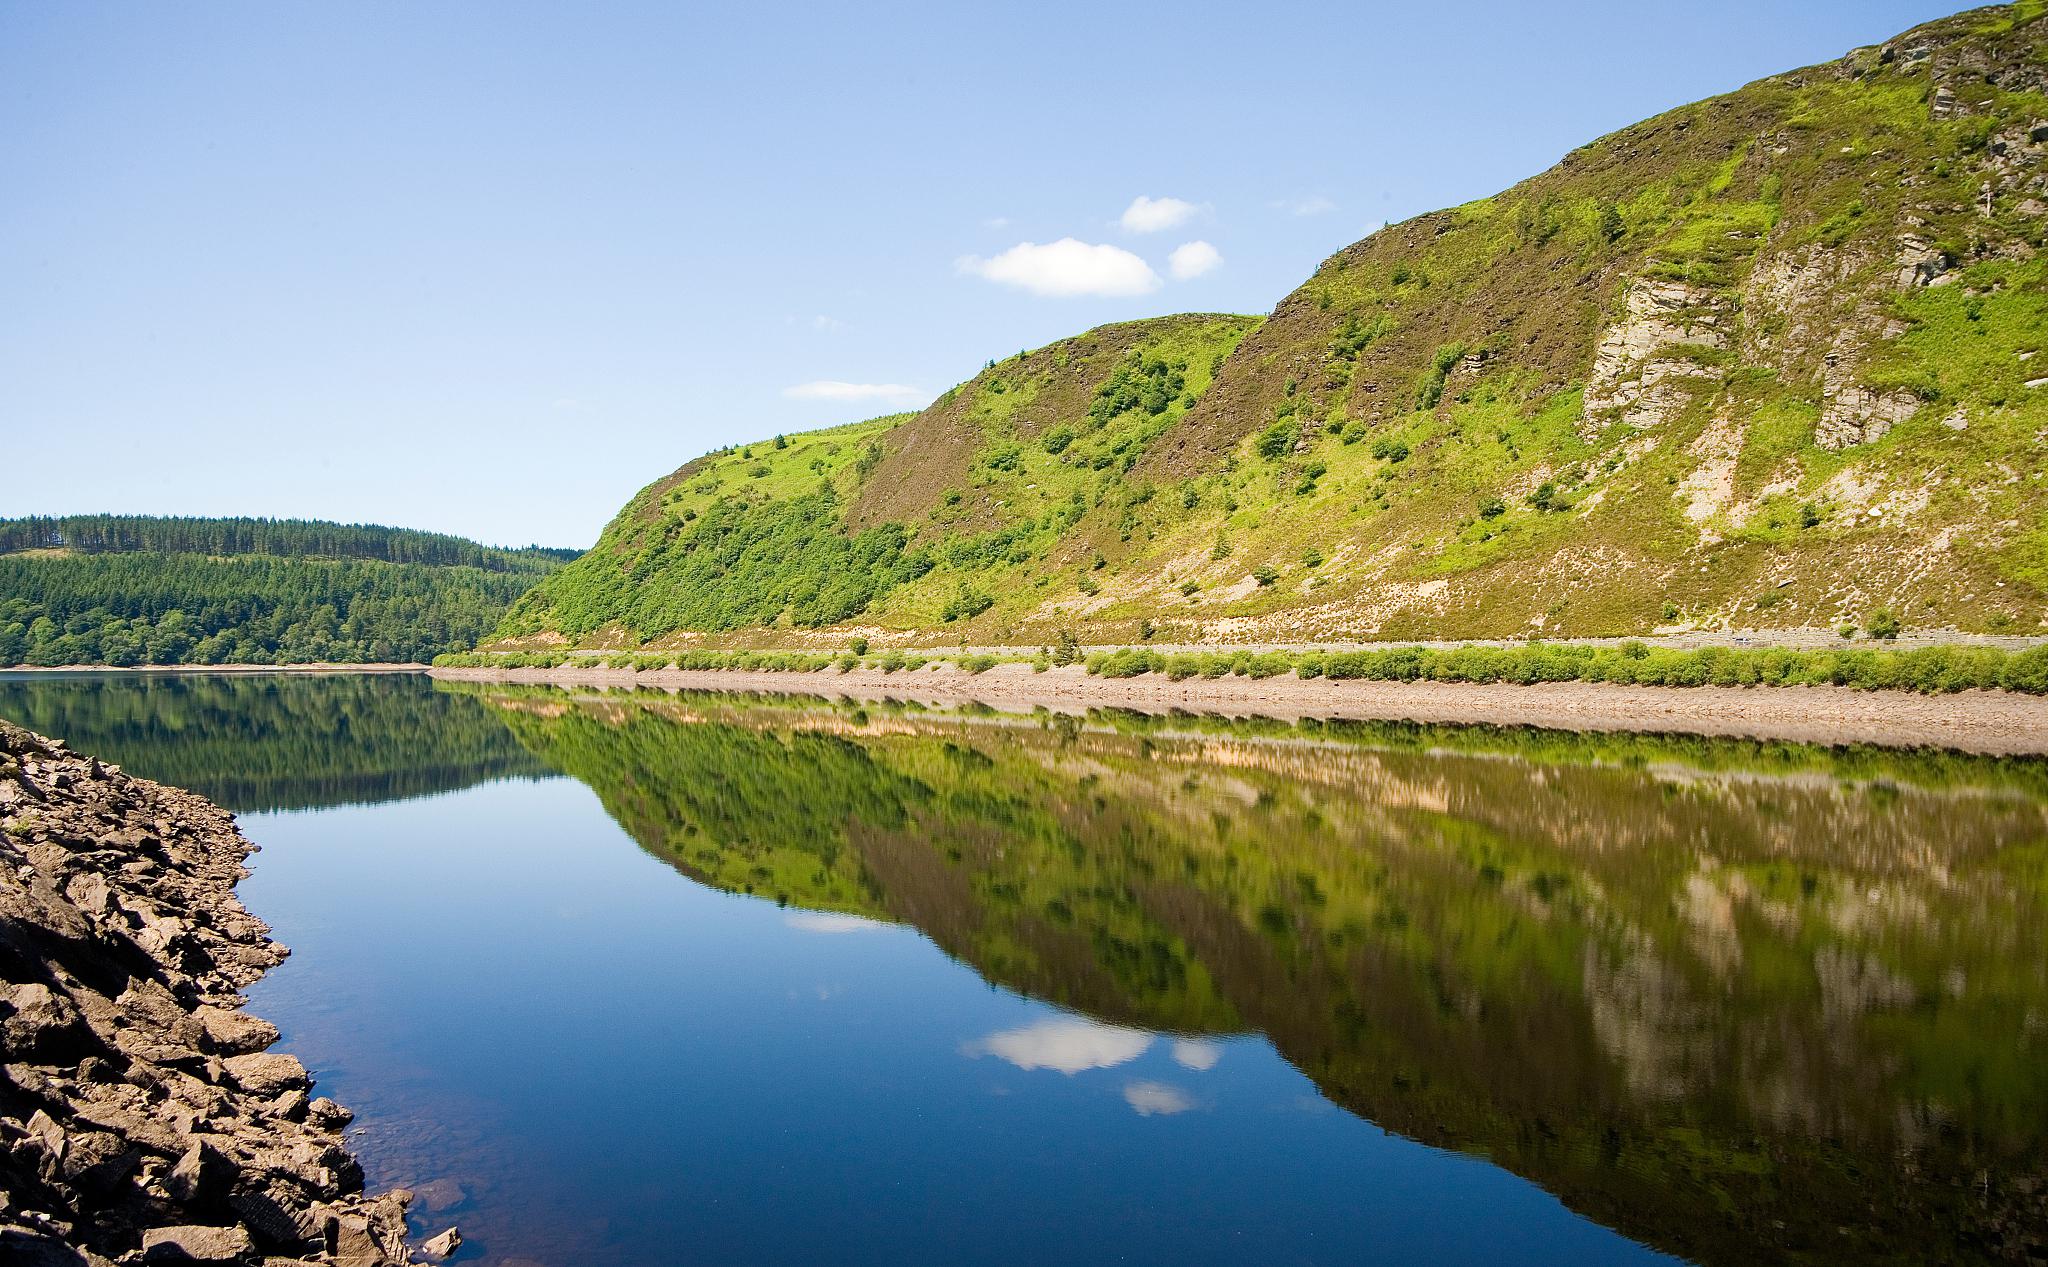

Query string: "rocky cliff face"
[0, 722, 422, 1266]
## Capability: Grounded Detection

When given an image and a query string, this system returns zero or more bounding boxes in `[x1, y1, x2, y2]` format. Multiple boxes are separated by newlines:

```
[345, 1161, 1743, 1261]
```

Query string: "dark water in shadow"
[5, 672, 2045, 1265]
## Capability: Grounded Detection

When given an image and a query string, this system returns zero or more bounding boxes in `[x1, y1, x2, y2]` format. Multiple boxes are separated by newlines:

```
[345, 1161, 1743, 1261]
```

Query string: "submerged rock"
[0, 720, 407, 1265]
[417, 1226, 462, 1261]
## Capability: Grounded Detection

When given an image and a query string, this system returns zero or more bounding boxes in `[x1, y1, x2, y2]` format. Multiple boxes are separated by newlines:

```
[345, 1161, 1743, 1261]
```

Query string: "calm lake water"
[4, 672, 2046, 1265]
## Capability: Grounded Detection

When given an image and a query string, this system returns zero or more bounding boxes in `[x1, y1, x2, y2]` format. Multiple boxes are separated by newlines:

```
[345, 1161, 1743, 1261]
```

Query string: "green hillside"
[0, 515, 578, 666]
[495, 3, 2048, 651]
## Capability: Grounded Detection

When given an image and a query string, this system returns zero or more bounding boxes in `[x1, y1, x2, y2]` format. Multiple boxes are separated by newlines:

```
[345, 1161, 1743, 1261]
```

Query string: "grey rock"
[165, 1141, 231, 1205]
[2, 983, 84, 1056]
[139, 1223, 253, 1262]
[417, 1226, 462, 1260]
[221, 1052, 309, 1099]
[195, 1006, 279, 1056]
[306, 1097, 353, 1128]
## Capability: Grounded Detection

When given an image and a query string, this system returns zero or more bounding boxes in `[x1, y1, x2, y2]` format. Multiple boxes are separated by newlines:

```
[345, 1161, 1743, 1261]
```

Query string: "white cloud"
[1171, 1039, 1221, 1071]
[983, 215, 1012, 230]
[1123, 1080, 1195, 1116]
[811, 314, 845, 332]
[784, 911, 889, 934]
[1167, 241, 1222, 281]
[1120, 195, 1198, 233]
[1272, 195, 1337, 217]
[783, 381, 927, 405]
[964, 1017, 1154, 1074]
[958, 239, 1161, 298]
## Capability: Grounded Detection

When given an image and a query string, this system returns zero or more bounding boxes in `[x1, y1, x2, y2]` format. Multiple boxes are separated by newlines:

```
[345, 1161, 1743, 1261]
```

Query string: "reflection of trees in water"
[0, 673, 555, 812]
[493, 688, 2048, 1265]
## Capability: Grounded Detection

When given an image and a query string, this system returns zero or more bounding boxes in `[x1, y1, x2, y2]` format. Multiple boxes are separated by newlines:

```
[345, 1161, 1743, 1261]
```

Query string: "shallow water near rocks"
[4, 671, 2046, 1266]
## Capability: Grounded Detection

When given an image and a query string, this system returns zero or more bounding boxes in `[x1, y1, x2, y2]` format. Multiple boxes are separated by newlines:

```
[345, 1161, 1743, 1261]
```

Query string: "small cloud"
[964, 1017, 1154, 1074]
[958, 239, 1161, 298]
[1124, 1080, 1195, 1116]
[1120, 195, 1199, 233]
[784, 912, 889, 934]
[983, 215, 1012, 230]
[812, 314, 845, 332]
[551, 397, 583, 411]
[1167, 240, 1221, 281]
[783, 381, 927, 405]
[1272, 195, 1337, 217]
[1171, 1039, 1221, 1071]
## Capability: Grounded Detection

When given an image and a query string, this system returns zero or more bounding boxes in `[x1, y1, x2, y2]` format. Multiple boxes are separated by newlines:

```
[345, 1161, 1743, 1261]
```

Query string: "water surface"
[4, 671, 2044, 1265]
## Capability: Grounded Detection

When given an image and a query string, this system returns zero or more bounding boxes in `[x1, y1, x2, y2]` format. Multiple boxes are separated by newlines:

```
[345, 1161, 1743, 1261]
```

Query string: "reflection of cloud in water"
[964, 1017, 1154, 1074]
[1171, 1039, 1221, 1071]
[1124, 1081, 1195, 1116]
[784, 912, 889, 935]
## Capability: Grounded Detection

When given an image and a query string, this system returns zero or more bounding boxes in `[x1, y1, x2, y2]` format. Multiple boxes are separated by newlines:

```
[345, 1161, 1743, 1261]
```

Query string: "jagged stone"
[2, 983, 85, 1058]
[139, 1224, 252, 1262]
[418, 1225, 462, 1260]
[306, 1097, 352, 1128]
[195, 1005, 279, 1056]
[221, 1053, 309, 1099]
[165, 1141, 231, 1205]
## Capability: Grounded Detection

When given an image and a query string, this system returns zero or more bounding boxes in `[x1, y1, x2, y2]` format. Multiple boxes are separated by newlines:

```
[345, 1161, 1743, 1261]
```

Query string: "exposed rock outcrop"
[0, 721, 417, 1265]
[1817, 347, 1924, 450]
[1580, 278, 1727, 436]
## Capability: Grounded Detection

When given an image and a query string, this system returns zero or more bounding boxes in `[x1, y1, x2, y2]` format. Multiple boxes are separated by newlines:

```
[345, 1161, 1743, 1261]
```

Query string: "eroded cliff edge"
[0, 720, 419, 1266]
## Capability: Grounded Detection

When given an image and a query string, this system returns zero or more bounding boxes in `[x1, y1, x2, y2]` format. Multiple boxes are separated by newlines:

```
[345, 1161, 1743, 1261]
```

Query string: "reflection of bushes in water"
[492, 699, 1239, 1032]
[0, 673, 554, 812]
[1084, 704, 2048, 802]
[488, 687, 2048, 1266]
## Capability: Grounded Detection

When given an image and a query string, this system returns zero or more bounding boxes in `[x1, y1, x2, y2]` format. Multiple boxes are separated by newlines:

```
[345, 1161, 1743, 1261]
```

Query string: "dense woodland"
[0, 516, 575, 666]
[0, 515, 576, 572]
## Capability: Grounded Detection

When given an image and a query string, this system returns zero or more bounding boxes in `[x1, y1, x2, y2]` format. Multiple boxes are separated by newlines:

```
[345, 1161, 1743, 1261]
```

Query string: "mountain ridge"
[493, 2, 2048, 651]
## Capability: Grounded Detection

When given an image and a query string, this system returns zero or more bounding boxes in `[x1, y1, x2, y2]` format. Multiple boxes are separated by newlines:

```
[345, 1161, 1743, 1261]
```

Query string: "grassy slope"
[497, 3, 2048, 650]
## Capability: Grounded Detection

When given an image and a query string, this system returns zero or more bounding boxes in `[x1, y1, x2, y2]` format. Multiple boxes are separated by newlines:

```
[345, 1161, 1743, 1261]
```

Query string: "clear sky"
[2, 1, 1965, 548]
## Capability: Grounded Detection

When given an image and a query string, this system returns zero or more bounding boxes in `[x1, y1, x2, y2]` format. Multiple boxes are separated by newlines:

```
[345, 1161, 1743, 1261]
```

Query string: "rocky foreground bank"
[0, 720, 437, 1265]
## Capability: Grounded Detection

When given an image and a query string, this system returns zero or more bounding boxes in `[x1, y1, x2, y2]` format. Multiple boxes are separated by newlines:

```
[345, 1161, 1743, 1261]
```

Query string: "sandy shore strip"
[432, 662, 2048, 756]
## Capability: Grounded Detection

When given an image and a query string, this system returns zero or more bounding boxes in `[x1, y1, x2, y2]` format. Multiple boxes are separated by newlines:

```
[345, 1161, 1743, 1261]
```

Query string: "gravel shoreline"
[0, 720, 433, 1265]
[433, 662, 2048, 756]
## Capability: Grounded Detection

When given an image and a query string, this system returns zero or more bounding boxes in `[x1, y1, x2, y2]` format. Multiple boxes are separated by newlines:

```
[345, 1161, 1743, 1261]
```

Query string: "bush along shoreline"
[1081, 642, 2048, 694]
[433, 640, 2048, 695]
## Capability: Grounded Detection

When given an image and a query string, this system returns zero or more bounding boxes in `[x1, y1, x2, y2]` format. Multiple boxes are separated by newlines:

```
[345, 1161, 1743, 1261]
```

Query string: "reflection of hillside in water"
[0, 672, 556, 812]
[484, 687, 2048, 1266]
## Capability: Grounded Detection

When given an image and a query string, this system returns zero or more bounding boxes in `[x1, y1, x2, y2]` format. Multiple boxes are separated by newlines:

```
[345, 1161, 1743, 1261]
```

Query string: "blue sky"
[2, 1, 1963, 548]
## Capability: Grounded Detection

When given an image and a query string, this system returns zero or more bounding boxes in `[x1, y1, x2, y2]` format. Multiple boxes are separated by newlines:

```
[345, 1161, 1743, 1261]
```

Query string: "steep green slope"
[498, 3, 2048, 650]
[0, 515, 577, 665]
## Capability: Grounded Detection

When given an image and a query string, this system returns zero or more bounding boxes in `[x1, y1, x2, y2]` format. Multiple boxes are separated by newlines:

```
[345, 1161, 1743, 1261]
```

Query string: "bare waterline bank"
[431, 662, 2048, 756]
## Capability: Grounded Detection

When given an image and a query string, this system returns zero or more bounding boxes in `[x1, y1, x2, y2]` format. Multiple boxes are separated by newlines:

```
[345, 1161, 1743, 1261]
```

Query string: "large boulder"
[138, 1224, 252, 1263]
[221, 1052, 309, 1099]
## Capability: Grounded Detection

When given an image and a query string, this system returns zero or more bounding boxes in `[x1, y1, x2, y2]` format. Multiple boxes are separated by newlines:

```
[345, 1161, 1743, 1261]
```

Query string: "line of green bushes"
[431, 650, 1006, 674]
[1083, 642, 2048, 695]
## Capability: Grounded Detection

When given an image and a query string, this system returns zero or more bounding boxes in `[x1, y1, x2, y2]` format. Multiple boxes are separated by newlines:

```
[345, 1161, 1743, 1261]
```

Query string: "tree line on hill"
[0, 516, 578, 666]
[0, 515, 576, 573]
